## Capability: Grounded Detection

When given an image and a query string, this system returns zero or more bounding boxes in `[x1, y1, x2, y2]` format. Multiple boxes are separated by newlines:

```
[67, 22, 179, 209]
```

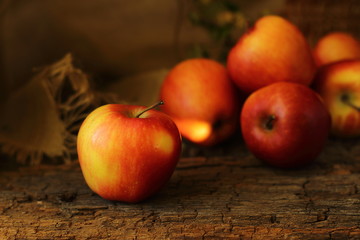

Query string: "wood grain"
[1, 139, 360, 239]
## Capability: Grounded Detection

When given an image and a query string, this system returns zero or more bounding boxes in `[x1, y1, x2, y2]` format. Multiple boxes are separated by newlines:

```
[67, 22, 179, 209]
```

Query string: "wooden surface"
[1, 139, 360, 239]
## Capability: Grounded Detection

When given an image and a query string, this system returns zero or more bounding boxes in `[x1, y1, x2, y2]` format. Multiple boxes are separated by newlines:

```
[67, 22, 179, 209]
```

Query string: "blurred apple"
[313, 59, 360, 137]
[241, 82, 331, 168]
[77, 102, 182, 203]
[313, 32, 360, 67]
[159, 58, 240, 146]
[227, 15, 316, 94]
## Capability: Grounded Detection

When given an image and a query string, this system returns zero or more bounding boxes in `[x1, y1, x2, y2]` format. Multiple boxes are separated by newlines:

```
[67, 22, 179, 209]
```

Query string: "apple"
[313, 32, 360, 67]
[227, 15, 316, 94]
[313, 59, 360, 137]
[77, 101, 182, 203]
[159, 58, 240, 146]
[241, 82, 331, 168]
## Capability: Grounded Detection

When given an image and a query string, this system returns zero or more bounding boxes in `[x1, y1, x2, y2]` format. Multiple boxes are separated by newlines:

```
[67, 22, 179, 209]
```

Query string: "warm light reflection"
[173, 119, 212, 143]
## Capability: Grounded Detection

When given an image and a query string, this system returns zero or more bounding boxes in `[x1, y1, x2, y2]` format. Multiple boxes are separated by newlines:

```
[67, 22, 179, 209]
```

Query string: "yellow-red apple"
[313, 59, 360, 137]
[159, 58, 240, 146]
[241, 82, 331, 168]
[313, 32, 360, 67]
[227, 15, 316, 94]
[77, 102, 182, 203]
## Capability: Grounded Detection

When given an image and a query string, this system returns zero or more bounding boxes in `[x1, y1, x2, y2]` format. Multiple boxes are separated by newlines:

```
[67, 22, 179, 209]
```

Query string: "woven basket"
[284, 0, 360, 45]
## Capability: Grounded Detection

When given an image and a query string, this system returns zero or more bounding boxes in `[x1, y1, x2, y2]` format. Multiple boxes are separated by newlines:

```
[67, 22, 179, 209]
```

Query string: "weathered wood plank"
[0, 139, 360, 239]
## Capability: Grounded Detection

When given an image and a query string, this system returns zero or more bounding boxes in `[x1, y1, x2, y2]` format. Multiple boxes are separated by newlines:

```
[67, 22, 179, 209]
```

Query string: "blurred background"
[0, 0, 359, 165]
[1, 0, 359, 98]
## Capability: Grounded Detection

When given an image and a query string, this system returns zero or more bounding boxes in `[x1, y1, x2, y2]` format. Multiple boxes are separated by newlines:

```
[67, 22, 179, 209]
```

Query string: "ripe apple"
[227, 15, 316, 94]
[241, 82, 331, 168]
[77, 102, 182, 203]
[313, 59, 360, 137]
[313, 32, 360, 67]
[159, 58, 240, 146]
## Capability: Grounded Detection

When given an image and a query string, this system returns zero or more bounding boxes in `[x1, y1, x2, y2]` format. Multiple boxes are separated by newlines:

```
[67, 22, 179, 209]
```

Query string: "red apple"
[159, 58, 240, 146]
[313, 59, 360, 137]
[241, 82, 331, 168]
[77, 102, 182, 203]
[227, 15, 316, 94]
[313, 32, 360, 67]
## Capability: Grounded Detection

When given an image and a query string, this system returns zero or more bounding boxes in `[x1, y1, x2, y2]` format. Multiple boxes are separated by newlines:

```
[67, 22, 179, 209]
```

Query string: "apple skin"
[159, 58, 240, 146]
[227, 15, 316, 94]
[313, 32, 360, 67]
[241, 82, 331, 168]
[313, 59, 360, 137]
[77, 104, 182, 203]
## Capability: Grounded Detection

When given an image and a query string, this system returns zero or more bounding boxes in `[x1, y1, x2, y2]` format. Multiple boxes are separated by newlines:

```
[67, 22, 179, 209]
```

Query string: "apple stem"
[264, 115, 276, 130]
[135, 100, 164, 118]
[341, 94, 360, 111]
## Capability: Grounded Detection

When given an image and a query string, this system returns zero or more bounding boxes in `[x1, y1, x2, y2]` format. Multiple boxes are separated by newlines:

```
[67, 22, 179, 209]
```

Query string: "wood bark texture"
[0, 139, 360, 239]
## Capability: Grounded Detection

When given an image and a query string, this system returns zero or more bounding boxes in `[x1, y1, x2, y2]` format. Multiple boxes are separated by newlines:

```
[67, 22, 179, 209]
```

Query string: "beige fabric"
[0, 54, 111, 164]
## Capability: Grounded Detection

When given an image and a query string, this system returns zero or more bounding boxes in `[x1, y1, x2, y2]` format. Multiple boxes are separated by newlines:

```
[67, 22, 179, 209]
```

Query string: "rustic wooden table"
[1, 138, 360, 239]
